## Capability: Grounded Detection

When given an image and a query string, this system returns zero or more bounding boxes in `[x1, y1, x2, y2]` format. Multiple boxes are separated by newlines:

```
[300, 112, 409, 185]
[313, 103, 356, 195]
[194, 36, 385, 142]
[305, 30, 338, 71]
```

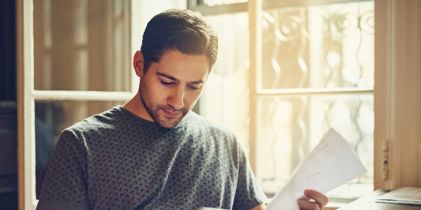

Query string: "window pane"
[261, 2, 374, 89]
[199, 13, 250, 150]
[34, 0, 132, 91]
[256, 94, 373, 195]
[197, 0, 374, 198]
[35, 100, 124, 198]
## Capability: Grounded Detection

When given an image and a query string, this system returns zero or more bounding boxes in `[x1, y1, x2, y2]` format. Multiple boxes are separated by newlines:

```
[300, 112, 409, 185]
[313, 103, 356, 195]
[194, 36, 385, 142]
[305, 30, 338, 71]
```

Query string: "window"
[17, 0, 421, 209]
[25, 1, 133, 208]
[191, 0, 374, 202]
[18, 0, 378, 209]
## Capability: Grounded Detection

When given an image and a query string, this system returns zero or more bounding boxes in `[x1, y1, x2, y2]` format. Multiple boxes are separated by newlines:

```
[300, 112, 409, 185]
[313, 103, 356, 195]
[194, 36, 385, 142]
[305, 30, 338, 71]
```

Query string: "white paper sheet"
[376, 187, 421, 205]
[266, 129, 367, 210]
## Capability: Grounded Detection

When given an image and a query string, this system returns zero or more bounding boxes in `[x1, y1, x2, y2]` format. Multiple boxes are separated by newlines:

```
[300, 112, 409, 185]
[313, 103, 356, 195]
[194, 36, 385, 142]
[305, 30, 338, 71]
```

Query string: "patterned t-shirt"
[37, 106, 266, 210]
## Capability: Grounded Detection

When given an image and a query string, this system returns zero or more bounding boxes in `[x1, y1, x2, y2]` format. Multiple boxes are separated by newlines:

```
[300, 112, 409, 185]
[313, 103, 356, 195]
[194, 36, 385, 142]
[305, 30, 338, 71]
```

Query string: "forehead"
[153, 50, 210, 81]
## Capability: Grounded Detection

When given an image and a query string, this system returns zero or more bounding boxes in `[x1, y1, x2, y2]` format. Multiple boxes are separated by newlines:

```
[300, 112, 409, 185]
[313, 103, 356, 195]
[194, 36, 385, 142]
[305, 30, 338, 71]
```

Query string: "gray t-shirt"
[37, 106, 266, 210]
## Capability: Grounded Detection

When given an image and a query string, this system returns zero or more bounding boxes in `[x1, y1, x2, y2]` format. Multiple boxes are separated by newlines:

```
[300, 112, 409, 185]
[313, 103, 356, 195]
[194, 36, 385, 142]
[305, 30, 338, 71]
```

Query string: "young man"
[37, 9, 327, 210]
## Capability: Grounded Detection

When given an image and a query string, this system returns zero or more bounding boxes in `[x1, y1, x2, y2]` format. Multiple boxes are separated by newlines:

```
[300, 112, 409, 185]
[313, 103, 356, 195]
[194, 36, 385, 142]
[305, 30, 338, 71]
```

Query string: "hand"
[297, 189, 328, 210]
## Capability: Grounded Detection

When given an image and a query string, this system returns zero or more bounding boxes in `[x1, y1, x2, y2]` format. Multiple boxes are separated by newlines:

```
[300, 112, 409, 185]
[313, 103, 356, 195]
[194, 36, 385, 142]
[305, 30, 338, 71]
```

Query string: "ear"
[133, 51, 144, 77]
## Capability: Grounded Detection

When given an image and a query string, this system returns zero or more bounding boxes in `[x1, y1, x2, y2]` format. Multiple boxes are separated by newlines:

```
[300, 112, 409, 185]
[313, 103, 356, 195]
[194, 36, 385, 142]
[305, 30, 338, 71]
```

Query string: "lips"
[162, 108, 181, 118]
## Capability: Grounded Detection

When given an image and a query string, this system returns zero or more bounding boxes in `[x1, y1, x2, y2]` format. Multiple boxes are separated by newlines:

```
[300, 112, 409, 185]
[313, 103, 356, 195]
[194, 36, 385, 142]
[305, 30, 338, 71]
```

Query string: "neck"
[123, 92, 153, 122]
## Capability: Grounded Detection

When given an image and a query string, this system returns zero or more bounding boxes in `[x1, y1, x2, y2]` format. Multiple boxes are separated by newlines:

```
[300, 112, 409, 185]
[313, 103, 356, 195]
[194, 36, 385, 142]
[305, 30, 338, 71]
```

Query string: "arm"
[230, 134, 267, 210]
[37, 130, 89, 210]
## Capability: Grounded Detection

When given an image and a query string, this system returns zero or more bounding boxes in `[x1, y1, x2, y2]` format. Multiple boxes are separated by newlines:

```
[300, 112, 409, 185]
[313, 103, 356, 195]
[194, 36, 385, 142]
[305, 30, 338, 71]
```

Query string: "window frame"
[374, 0, 421, 190]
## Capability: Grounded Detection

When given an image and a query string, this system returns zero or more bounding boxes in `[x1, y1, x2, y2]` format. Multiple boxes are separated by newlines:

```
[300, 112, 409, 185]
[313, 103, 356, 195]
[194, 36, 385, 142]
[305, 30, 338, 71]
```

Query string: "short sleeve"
[36, 130, 89, 210]
[232, 142, 267, 210]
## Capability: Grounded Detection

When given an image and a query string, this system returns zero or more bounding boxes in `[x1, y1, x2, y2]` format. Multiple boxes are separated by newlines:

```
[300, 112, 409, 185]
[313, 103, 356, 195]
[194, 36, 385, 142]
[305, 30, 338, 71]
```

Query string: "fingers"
[304, 189, 329, 208]
[297, 197, 321, 210]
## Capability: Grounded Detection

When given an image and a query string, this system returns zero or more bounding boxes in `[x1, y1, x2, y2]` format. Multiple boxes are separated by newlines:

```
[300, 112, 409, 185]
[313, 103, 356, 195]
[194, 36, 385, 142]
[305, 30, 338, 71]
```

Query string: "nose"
[168, 85, 184, 110]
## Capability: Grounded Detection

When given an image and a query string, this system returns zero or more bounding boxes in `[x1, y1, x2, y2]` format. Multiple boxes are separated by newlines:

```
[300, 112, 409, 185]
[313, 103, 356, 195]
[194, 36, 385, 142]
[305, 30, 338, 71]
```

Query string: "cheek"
[149, 79, 166, 95]
[185, 91, 202, 106]
[142, 81, 167, 105]
[154, 89, 170, 104]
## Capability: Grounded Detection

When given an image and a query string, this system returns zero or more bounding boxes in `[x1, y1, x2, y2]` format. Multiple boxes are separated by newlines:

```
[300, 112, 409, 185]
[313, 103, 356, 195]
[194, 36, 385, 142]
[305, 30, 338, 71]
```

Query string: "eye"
[187, 83, 202, 90]
[159, 77, 175, 86]
[160, 80, 173, 85]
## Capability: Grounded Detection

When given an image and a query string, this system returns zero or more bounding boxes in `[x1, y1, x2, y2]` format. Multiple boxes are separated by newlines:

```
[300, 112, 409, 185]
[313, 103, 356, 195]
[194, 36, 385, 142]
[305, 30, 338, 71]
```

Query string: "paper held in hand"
[266, 129, 367, 210]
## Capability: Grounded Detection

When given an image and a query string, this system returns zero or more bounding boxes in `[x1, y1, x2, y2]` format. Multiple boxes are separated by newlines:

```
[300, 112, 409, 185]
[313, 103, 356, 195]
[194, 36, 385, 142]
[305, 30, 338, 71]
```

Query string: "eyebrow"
[156, 72, 204, 84]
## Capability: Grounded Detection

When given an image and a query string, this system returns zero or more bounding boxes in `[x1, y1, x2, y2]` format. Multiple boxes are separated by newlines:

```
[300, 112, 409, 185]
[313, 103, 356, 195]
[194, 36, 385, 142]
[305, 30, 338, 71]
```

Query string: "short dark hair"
[140, 9, 218, 71]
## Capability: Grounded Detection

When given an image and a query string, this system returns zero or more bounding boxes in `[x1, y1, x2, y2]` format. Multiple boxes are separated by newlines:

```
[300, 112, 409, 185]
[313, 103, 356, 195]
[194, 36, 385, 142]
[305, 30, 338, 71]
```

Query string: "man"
[37, 9, 327, 210]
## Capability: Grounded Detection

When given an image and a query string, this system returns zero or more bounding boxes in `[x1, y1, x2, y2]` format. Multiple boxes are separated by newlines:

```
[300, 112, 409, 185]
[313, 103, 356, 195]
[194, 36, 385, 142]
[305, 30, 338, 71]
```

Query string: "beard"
[139, 88, 189, 128]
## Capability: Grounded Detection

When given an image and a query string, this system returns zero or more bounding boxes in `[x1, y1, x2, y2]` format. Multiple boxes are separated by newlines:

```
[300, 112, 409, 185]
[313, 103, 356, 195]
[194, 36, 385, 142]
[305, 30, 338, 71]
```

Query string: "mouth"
[162, 108, 181, 118]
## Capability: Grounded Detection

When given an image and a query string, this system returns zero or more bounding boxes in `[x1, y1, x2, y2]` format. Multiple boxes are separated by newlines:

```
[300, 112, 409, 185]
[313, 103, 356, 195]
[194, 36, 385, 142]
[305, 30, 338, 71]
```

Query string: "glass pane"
[201, 0, 247, 6]
[34, 0, 132, 91]
[35, 100, 124, 198]
[199, 13, 250, 150]
[261, 1, 374, 89]
[256, 94, 373, 195]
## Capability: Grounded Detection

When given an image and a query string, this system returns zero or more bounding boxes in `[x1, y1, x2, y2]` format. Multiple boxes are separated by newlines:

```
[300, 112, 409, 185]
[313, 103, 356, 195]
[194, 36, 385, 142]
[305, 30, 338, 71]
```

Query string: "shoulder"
[67, 106, 123, 132]
[186, 112, 235, 136]
[184, 112, 241, 147]
[58, 106, 126, 144]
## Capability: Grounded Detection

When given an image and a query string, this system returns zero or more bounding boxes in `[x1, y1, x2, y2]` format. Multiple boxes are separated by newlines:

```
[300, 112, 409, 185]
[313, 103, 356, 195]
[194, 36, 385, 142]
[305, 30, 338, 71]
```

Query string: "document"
[266, 129, 367, 210]
[376, 187, 421, 206]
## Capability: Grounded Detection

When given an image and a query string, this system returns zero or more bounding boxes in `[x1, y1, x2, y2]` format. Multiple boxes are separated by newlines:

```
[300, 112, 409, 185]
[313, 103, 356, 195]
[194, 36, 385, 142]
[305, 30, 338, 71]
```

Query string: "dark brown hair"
[140, 9, 218, 71]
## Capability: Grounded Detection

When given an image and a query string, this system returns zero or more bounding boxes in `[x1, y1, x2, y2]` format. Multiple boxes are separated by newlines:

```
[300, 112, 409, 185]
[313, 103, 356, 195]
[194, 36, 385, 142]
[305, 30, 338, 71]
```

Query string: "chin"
[158, 121, 179, 128]
[157, 117, 182, 128]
